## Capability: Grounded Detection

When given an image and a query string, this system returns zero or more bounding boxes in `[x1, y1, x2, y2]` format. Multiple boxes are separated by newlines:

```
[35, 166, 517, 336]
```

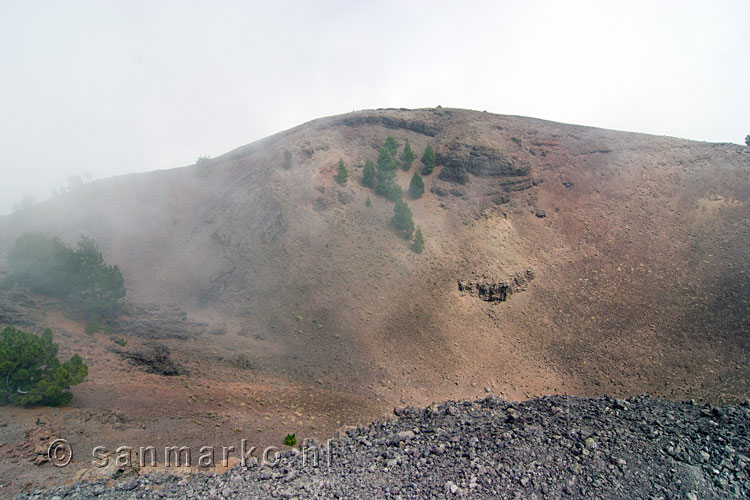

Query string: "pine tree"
[335, 158, 349, 185]
[375, 145, 399, 197]
[421, 144, 436, 175]
[391, 199, 415, 239]
[283, 150, 292, 169]
[409, 171, 424, 199]
[412, 227, 425, 253]
[361, 159, 375, 188]
[384, 136, 399, 156]
[365, 196, 371, 207]
[746, 135, 750, 147]
[400, 139, 415, 171]
[0, 326, 88, 406]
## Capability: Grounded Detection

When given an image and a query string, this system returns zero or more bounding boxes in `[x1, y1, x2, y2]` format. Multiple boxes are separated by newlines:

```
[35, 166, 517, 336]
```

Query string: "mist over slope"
[1, 107, 748, 406]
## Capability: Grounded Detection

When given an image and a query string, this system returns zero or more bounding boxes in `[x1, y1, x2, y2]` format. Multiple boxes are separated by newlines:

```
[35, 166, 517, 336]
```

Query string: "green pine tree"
[409, 171, 424, 199]
[400, 139, 415, 171]
[421, 144, 436, 175]
[0, 326, 88, 407]
[365, 196, 371, 207]
[391, 199, 415, 239]
[375, 145, 399, 197]
[361, 159, 375, 188]
[283, 150, 292, 169]
[384, 136, 399, 156]
[335, 158, 349, 185]
[412, 227, 425, 253]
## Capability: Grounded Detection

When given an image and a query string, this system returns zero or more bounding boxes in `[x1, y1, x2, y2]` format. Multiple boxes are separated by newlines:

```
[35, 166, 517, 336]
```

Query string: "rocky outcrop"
[111, 304, 206, 340]
[437, 142, 530, 185]
[110, 343, 182, 376]
[458, 268, 535, 302]
[336, 115, 442, 137]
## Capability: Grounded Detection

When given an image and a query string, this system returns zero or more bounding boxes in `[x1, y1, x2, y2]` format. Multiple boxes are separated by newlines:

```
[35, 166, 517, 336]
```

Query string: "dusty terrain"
[0, 108, 748, 495]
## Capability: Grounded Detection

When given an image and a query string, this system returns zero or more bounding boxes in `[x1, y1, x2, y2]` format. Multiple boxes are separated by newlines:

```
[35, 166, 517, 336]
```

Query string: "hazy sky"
[1, 0, 748, 214]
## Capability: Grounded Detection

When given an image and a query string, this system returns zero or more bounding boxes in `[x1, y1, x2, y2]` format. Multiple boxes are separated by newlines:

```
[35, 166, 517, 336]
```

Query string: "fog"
[0, 0, 747, 215]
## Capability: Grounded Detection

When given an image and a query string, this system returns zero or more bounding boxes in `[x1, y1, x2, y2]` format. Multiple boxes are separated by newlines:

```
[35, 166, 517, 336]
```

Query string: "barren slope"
[0, 108, 748, 492]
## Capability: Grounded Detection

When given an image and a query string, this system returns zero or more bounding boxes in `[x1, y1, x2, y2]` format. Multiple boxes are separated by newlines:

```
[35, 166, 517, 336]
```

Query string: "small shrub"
[366, 196, 371, 207]
[284, 433, 297, 446]
[84, 316, 101, 335]
[412, 227, 425, 253]
[113, 337, 127, 346]
[283, 150, 293, 169]
[746, 135, 750, 147]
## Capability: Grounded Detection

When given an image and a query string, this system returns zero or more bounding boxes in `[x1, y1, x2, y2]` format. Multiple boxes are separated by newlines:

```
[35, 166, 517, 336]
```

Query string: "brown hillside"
[0, 108, 748, 491]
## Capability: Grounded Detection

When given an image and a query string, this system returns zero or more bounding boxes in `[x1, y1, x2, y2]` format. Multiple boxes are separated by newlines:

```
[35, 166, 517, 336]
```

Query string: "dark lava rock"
[436, 141, 530, 185]
[110, 343, 182, 376]
[112, 304, 206, 340]
[458, 268, 535, 302]
[336, 115, 441, 137]
[22, 395, 750, 499]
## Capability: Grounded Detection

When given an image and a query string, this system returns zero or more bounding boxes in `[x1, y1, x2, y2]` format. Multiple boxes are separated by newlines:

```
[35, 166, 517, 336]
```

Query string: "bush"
[421, 144, 436, 175]
[335, 158, 349, 185]
[7, 233, 125, 319]
[284, 433, 297, 446]
[409, 172, 424, 199]
[391, 199, 415, 239]
[0, 326, 88, 406]
[362, 159, 375, 187]
[746, 135, 750, 147]
[84, 316, 101, 335]
[366, 196, 371, 207]
[400, 139, 415, 171]
[283, 150, 292, 169]
[412, 227, 425, 253]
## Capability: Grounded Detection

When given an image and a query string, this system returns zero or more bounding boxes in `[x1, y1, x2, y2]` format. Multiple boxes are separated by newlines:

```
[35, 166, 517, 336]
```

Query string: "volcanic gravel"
[20, 395, 750, 499]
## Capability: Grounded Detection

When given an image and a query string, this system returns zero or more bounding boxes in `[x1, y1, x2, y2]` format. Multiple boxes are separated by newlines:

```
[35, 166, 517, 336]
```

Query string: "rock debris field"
[20, 395, 750, 499]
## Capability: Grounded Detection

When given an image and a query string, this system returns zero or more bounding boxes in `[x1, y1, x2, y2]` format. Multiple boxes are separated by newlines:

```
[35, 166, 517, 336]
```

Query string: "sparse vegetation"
[366, 196, 371, 207]
[284, 433, 297, 446]
[6, 233, 125, 320]
[421, 144, 436, 175]
[409, 171, 424, 199]
[362, 159, 375, 187]
[335, 158, 349, 185]
[746, 135, 750, 147]
[400, 139, 415, 171]
[0, 326, 88, 407]
[391, 199, 415, 239]
[283, 149, 293, 169]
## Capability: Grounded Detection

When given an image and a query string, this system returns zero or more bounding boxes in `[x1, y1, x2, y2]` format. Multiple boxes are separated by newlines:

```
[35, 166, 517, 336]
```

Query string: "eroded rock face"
[458, 268, 535, 302]
[437, 142, 530, 185]
[336, 115, 442, 137]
